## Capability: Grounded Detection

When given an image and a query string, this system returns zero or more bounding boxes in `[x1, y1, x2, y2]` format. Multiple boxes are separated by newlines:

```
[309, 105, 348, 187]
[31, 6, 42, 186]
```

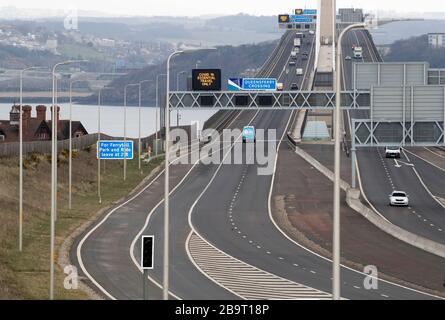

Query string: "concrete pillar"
[319, 0, 336, 46]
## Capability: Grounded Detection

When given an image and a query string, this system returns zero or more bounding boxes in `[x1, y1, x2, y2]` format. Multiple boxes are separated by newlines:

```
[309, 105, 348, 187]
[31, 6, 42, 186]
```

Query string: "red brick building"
[0, 105, 88, 143]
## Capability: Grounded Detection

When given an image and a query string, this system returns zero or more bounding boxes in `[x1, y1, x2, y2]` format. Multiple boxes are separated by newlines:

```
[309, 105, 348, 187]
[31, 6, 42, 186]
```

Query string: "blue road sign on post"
[228, 78, 277, 91]
[97, 140, 134, 159]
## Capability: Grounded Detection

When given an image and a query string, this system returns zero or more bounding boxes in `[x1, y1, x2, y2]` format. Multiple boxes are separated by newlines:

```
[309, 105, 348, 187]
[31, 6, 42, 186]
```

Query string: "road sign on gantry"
[279, 8, 317, 30]
[295, 9, 317, 15]
[97, 140, 134, 160]
[192, 69, 222, 91]
[278, 14, 290, 23]
[228, 78, 277, 91]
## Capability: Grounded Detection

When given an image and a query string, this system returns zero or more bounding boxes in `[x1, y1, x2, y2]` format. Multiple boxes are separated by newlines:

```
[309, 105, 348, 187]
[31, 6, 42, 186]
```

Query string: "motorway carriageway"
[342, 29, 445, 246]
[75, 30, 441, 300]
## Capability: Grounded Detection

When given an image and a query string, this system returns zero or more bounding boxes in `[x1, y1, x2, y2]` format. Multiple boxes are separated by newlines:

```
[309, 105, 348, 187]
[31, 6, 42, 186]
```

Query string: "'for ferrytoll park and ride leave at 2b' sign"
[97, 140, 134, 160]
[192, 69, 222, 91]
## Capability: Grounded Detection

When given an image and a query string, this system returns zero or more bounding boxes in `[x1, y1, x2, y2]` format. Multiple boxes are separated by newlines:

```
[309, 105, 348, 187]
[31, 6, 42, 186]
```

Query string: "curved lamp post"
[163, 47, 216, 300]
[49, 59, 87, 300]
[333, 23, 366, 300]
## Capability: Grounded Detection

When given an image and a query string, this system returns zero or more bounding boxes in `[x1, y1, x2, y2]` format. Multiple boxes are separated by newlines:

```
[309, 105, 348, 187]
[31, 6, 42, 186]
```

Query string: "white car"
[389, 191, 409, 206]
[345, 56, 352, 61]
[385, 147, 401, 158]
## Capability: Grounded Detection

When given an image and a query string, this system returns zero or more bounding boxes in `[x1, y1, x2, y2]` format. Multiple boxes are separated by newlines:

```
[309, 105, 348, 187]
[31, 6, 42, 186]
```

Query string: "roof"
[0, 120, 88, 143]
[0, 121, 18, 142]
[46, 120, 88, 140]
[0, 105, 88, 143]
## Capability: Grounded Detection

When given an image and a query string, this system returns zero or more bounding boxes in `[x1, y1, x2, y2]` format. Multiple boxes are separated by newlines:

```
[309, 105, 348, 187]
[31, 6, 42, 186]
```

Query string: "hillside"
[2, 14, 281, 47]
[80, 40, 278, 105]
[383, 34, 445, 68]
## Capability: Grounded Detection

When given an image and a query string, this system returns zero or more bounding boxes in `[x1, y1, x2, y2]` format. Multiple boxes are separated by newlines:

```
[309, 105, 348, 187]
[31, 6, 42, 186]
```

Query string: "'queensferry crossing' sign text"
[228, 78, 277, 91]
[97, 140, 134, 159]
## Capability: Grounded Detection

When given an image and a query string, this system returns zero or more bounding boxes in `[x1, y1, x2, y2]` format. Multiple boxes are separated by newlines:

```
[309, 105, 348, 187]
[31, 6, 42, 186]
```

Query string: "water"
[0, 103, 217, 139]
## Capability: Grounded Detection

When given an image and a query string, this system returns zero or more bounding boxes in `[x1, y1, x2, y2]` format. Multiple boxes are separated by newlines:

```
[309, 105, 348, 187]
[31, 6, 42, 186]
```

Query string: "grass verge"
[0, 146, 163, 299]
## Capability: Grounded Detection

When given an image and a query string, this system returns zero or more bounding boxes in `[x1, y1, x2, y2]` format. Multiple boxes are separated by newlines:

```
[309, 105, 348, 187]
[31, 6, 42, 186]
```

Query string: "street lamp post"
[68, 78, 89, 209]
[18, 66, 48, 252]
[163, 48, 215, 300]
[155, 74, 167, 156]
[138, 80, 154, 172]
[124, 83, 139, 181]
[176, 71, 187, 127]
[333, 23, 366, 301]
[95, 86, 114, 204]
[49, 59, 87, 300]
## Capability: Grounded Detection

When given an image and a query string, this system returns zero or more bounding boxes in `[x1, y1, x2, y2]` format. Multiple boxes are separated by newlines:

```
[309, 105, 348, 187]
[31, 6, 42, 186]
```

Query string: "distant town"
[0, 22, 175, 72]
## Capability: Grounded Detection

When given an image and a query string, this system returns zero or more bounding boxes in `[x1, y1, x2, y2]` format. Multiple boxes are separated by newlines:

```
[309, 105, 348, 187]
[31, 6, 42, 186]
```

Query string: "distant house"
[0, 105, 88, 143]
[428, 33, 445, 49]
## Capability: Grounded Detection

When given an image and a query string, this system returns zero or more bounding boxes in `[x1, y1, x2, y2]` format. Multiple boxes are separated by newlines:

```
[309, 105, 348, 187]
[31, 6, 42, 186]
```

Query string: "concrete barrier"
[294, 145, 350, 191]
[292, 144, 445, 259]
[346, 188, 445, 259]
[291, 110, 306, 142]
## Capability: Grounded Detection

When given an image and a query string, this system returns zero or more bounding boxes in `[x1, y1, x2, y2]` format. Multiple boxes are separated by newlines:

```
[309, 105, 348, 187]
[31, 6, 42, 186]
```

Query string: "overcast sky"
[1, 0, 444, 17]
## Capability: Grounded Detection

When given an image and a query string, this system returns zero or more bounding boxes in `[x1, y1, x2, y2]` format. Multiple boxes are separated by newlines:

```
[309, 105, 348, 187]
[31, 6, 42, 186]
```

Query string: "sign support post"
[143, 269, 148, 300]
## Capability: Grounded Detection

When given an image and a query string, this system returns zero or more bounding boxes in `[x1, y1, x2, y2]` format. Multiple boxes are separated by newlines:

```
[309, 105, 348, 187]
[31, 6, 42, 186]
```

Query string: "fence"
[0, 133, 102, 157]
[0, 125, 193, 158]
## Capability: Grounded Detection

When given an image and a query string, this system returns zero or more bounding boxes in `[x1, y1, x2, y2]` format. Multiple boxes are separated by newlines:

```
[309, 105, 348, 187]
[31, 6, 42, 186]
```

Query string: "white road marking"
[187, 232, 331, 300]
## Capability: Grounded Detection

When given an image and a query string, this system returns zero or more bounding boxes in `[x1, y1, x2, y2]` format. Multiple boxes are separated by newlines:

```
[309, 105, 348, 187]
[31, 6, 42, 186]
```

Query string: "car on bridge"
[389, 191, 409, 206]
[385, 147, 401, 158]
[290, 83, 299, 90]
[242, 126, 256, 143]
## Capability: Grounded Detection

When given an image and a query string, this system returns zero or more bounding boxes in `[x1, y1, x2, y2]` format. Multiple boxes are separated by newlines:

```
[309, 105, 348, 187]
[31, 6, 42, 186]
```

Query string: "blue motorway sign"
[303, 9, 317, 15]
[228, 78, 277, 91]
[97, 140, 134, 159]
[290, 15, 316, 23]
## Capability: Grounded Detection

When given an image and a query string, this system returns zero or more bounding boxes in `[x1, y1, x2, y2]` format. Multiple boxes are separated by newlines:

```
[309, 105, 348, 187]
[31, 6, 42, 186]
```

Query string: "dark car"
[290, 83, 299, 90]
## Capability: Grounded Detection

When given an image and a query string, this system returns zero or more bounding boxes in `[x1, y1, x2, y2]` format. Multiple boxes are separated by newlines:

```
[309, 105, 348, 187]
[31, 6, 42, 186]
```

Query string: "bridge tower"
[315, 0, 336, 80]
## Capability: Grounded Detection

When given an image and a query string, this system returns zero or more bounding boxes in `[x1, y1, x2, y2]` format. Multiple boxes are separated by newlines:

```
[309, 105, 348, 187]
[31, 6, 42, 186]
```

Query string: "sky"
[1, 0, 445, 17]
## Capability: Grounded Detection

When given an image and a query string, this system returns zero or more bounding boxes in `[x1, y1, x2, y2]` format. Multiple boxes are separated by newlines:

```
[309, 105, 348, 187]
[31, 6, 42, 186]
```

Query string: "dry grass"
[0, 146, 163, 299]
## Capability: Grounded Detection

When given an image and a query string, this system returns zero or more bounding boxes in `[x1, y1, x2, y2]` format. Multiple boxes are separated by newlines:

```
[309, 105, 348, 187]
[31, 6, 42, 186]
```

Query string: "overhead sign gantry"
[278, 8, 318, 30]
